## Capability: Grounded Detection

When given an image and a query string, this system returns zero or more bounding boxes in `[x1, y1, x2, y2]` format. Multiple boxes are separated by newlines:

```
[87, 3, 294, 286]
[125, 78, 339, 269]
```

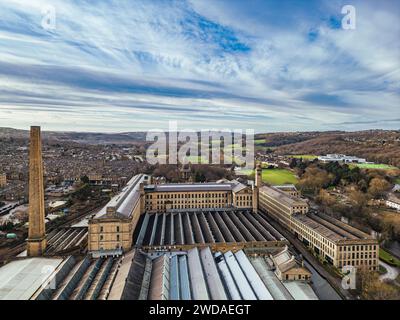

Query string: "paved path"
[379, 261, 399, 282]
[262, 211, 353, 300]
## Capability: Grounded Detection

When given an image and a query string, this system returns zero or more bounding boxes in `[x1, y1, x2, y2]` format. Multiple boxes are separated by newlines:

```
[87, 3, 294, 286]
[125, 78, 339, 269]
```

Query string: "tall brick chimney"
[27, 126, 47, 256]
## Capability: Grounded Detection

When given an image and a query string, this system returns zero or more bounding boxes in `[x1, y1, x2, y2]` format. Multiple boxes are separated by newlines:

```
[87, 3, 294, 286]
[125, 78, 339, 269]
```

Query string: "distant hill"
[255, 130, 400, 167]
[0, 127, 147, 145]
[1, 127, 399, 166]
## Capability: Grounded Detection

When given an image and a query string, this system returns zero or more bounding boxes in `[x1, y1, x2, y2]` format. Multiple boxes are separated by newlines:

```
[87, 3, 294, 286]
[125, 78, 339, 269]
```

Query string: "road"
[261, 210, 353, 300]
[379, 261, 399, 282]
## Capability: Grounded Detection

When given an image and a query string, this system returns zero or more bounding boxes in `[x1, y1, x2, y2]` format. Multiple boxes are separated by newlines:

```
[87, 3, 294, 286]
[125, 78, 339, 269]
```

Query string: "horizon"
[0, 0, 399, 132]
[1, 125, 399, 135]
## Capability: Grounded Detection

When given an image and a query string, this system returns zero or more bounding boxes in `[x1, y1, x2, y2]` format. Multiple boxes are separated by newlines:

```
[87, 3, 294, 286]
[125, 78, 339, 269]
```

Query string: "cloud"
[0, 0, 399, 132]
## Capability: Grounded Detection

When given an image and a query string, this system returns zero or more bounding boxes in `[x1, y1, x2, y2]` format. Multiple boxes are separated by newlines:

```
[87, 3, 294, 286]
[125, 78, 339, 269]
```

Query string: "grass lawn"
[254, 139, 266, 145]
[395, 178, 400, 184]
[262, 169, 298, 185]
[236, 168, 298, 185]
[349, 163, 398, 170]
[288, 154, 318, 160]
[379, 248, 400, 267]
[378, 264, 387, 275]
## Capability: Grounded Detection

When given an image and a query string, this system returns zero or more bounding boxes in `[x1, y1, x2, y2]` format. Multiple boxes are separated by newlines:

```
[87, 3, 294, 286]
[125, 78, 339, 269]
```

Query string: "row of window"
[99, 226, 120, 232]
[99, 234, 120, 241]
[338, 245, 377, 252]
[146, 203, 228, 210]
[147, 199, 228, 204]
[147, 192, 229, 199]
[236, 195, 251, 201]
[236, 201, 252, 207]
[339, 252, 377, 259]
[338, 259, 377, 268]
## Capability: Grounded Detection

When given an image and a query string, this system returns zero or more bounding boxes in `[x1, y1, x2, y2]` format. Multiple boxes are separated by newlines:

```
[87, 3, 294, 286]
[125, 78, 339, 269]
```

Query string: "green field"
[379, 249, 400, 267]
[288, 154, 318, 160]
[349, 163, 398, 170]
[254, 139, 266, 145]
[395, 178, 400, 184]
[236, 168, 298, 185]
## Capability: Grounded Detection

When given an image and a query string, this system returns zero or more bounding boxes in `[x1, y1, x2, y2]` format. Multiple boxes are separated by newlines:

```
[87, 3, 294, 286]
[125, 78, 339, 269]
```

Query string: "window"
[117, 234, 120, 241]
[116, 226, 120, 232]
[100, 226, 103, 232]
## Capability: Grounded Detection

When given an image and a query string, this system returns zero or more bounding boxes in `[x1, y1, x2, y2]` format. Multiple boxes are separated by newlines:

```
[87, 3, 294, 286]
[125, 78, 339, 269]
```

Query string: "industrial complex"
[0, 127, 380, 300]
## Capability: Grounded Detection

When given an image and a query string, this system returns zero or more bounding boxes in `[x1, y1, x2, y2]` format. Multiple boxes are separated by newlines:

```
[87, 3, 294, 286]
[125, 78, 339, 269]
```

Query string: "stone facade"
[0, 173, 6, 187]
[259, 185, 379, 271]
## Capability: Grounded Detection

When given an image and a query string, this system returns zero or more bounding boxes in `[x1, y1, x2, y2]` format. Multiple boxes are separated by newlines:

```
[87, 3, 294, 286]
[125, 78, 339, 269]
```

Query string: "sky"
[0, 0, 399, 133]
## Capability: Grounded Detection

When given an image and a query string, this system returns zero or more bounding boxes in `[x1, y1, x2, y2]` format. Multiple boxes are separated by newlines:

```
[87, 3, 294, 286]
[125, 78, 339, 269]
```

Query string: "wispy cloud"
[0, 0, 399, 132]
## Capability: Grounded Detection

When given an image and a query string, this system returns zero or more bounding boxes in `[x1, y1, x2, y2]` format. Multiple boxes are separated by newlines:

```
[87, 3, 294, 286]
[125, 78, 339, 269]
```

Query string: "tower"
[255, 163, 262, 188]
[253, 163, 262, 214]
[27, 126, 47, 256]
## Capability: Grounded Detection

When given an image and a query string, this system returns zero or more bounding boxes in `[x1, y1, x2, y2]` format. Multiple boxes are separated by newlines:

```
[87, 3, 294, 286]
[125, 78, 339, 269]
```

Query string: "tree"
[194, 171, 206, 182]
[368, 177, 391, 198]
[0, 221, 14, 231]
[80, 175, 90, 184]
[316, 189, 336, 207]
[297, 166, 333, 194]
[357, 267, 400, 300]
[348, 188, 367, 213]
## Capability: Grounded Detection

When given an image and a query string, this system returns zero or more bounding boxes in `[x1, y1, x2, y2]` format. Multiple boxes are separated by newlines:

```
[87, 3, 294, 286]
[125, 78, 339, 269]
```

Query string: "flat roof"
[283, 281, 318, 300]
[0, 258, 63, 300]
[388, 194, 400, 205]
[260, 186, 307, 207]
[144, 183, 233, 193]
[274, 184, 297, 191]
[294, 214, 345, 242]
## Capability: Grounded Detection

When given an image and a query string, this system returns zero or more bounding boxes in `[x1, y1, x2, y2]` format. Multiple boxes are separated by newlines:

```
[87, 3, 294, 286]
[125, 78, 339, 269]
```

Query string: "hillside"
[0, 127, 147, 145]
[259, 130, 400, 167]
[1, 127, 400, 166]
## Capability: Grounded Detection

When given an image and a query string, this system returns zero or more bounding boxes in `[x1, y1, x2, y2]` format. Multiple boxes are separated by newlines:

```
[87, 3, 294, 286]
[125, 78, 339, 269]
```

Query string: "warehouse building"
[88, 175, 258, 255]
[143, 180, 254, 212]
[259, 185, 379, 271]
[0, 247, 317, 300]
[88, 174, 148, 254]
[318, 154, 367, 164]
[107, 247, 318, 301]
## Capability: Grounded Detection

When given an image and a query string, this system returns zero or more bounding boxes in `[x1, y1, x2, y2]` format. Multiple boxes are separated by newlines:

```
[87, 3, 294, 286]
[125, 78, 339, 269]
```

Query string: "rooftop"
[110, 248, 318, 300]
[274, 184, 297, 191]
[135, 209, 286, 247]
[94, 174, 145, 219]
[294, 214, 346, 242]
[260, 185, 307, 207]
[387, 194, 400, 205]
[293, 212, 372, 243]
[0, 257, 63, 300]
